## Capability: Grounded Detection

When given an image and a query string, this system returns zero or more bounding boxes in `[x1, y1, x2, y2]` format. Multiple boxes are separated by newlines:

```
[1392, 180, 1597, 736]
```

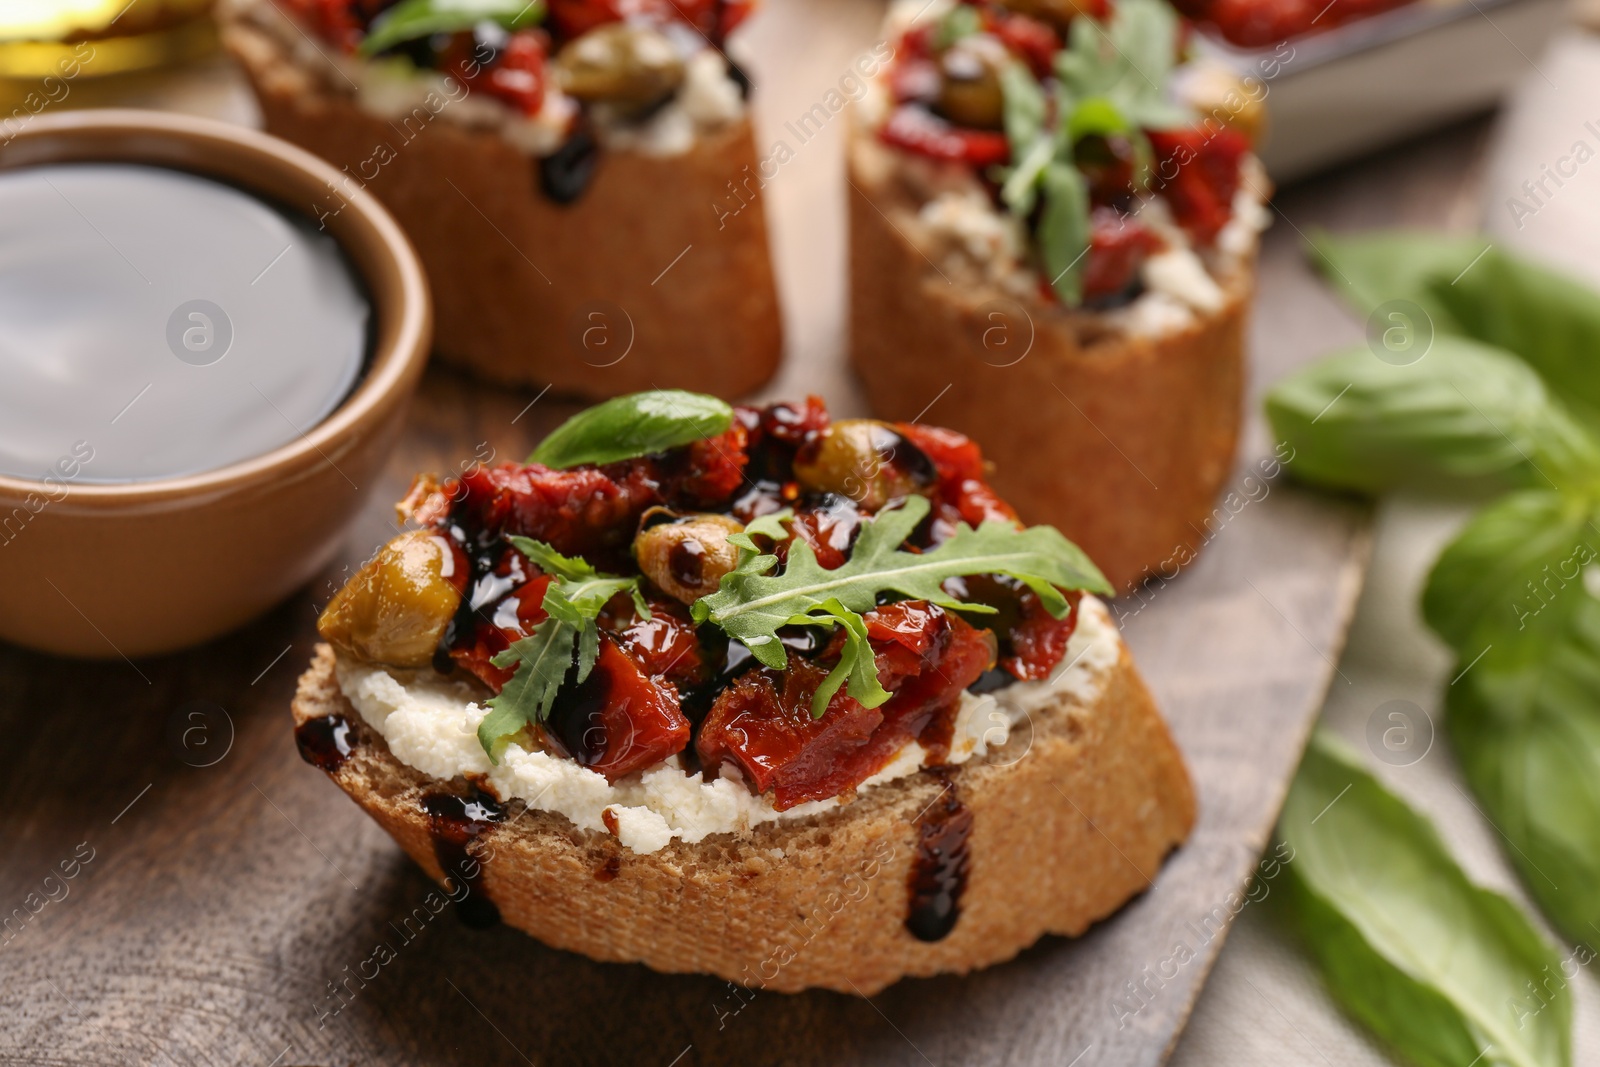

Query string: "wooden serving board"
[0, 4, 1493, 1063]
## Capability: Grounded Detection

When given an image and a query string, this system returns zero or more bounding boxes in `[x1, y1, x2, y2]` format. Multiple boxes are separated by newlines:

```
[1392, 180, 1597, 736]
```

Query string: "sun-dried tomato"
[600, 593, 707, 693]
[434, 461, 655, 565]
[894, 423, 1018, 542]
[786, 494, 864, 570]
[449, 571, 554, 690]
[650, 422, 751, 509]
[951, 574, 1081, 680]
[542, 639, 691, 780]
[485, 30, 549, 116]
[880, 105, 1011, 168]
[991, 11, 1061, 78]
[738, 395, 830, 487]
[1148, 126, 1249, 245]
[1083, 208, 1165, 302]
[696, 605, 995, 808]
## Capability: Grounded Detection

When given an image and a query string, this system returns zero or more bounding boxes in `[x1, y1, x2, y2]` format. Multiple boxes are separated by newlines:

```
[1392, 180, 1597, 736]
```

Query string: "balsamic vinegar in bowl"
[0, 162, 370, 483]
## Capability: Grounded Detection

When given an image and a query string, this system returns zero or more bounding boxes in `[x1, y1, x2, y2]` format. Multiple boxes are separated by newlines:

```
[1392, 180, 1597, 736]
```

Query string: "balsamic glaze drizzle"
[294, 714, 356, 773]
[422, 791, 506, 929]
[905, 771, 973, 942]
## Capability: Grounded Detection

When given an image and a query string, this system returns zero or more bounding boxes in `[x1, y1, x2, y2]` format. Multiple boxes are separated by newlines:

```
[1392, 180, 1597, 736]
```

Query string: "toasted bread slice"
[224, 19, 781, 401]
[291, 638, 1195, 995]
[847, 132, 1254, 593]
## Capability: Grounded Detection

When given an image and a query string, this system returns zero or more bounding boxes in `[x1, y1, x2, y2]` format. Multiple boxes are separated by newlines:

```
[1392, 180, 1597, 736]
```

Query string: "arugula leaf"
[693, 495, 1110, 714]
[509, 535, 651, 617]
[1264, 338, 1600, 494]
[999, 59, 1046, 160]
[1038, 161, 1091, 305]
[1000, 132, 1056, 217]
[1064, 96, 1153, 192]
[359, 0, 544, 57]
[479, 618, 575, 761]
[993, 0, 1186, 305]
[476, 538, 645, 761]
[934, 3, 981, 48]
[791, 598, 891, 717]
[1055, 0, 1191, 131]
[727, 508, 794, 562]
[1281, 732, 1571, 1067]
[528, 390, 733, 470]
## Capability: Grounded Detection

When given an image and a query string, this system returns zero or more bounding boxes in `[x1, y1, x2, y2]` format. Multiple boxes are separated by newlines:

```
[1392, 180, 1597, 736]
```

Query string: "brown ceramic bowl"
[0, 109, 431, 659]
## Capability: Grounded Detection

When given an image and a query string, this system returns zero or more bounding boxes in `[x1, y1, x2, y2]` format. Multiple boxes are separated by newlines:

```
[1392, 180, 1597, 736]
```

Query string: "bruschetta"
[221, 0, 781, 399]
[292, 390, 1195, 992]
[848, 0, 1269, 590]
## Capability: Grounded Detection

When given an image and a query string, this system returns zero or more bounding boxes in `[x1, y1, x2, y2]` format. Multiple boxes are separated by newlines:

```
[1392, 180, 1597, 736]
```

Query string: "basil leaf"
[1307, 229, 1488, 324]
[528, 390, 734, 469]
[1421, 489, 1600, 943]
[1311, 231, 1600, 423]
[1281, 732, 1571, 1067]
[1449, 623, 1600, 947]
[1433, 250, 1600, 421]
[1421, 489, 1598, 676]
[1038, 161, 1090, 306]
[359, 0, 544, 56]
[1265, 338, 1600, 494]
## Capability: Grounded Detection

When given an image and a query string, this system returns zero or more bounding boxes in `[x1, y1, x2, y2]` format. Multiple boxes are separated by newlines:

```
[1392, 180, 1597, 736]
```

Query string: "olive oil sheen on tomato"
[0, 163, 370, 483]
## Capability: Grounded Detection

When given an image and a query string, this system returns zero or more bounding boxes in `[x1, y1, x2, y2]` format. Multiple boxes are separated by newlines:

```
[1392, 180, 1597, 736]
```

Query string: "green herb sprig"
[476, 538, 647, 762]
[1281, 733, 1570, 1067]
[1268, 231, 1600, 962]
[359, 0, 545, 57]
[528, 390, 734, 469]
[692, 495, 1111, 717]
[995, 0, 1190, 304]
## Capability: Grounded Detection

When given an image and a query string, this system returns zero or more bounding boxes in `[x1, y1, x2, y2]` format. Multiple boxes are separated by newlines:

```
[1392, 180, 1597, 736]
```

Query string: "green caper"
[554, 24, 686, 106]
[1178, 64, 1266, 146]
[792, 419, 937, 512]
[318, 531, 463, 667]
[935, 38, 1006, 131]
[634, 512, 745, 605]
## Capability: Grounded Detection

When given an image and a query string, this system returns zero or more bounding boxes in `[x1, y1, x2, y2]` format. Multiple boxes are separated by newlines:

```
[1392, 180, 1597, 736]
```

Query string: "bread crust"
[847, 134, 1252, 593]
[291, 642, 1195, 994]
[224, 20, 781, 400]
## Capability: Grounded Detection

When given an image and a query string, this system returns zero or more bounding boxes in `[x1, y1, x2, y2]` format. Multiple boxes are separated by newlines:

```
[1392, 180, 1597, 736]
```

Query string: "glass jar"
[0, 0, 217, 80]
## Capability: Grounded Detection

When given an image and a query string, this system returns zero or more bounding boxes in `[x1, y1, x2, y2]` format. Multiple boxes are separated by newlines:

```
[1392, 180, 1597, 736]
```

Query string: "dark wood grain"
[0, 25, 1492, 1067]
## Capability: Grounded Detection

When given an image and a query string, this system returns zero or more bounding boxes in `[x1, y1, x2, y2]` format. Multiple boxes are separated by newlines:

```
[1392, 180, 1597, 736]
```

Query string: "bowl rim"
[0, 108, 430, 506]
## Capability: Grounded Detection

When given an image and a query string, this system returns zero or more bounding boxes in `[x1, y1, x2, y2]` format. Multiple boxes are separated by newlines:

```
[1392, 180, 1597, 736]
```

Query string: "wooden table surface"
[0, 5, 1493, 1063]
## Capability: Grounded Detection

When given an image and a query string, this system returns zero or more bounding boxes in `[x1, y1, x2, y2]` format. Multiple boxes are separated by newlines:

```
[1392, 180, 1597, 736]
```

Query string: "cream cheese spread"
[336, 596, 1122, 854]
